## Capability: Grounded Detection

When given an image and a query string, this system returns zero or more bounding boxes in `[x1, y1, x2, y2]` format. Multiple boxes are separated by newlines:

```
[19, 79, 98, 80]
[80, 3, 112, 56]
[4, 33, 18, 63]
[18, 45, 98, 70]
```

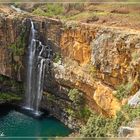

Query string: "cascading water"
[34, 58, 45, 113]
[25, 21, 35, 111]
[24, 20, 51, 116]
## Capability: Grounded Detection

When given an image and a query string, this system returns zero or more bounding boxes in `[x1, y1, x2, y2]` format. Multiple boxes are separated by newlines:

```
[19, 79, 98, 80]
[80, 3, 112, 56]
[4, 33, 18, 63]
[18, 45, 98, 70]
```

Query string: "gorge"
[1, 3, 140, 138]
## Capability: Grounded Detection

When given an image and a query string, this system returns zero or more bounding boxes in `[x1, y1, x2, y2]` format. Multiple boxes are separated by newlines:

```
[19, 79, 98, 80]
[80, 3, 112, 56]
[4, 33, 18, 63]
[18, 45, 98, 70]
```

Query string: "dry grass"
[31, 3, 140, 30]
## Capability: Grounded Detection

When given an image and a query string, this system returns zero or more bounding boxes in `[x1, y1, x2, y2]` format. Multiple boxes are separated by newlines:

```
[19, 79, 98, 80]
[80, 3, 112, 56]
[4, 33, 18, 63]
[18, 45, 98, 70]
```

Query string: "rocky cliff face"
[56, 23, 140, 117]
[0, 13, 28, 81]
[40, 22, 140, 130]
[1, 7, 140, 127]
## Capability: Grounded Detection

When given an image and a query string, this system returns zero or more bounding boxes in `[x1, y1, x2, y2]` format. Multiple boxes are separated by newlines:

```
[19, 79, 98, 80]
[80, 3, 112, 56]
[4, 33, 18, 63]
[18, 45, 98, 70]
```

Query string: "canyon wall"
[1, 11, 140, 128]
[51, 23, 140, 117]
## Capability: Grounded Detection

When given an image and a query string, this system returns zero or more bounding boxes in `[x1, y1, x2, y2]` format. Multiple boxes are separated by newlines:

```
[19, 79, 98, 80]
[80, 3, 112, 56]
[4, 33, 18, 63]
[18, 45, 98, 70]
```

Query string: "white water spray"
[24, 20, 50, 116]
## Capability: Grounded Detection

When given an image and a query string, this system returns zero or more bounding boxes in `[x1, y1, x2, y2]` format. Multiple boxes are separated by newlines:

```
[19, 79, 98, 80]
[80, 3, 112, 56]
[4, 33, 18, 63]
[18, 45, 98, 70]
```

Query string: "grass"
[33, 4, 64, 17]
[31, 3, 140, 30]
[32, 3, 109, 21]
[63, 11, 109, 21]
[65, 12, 91, 20]
[32, 8, 46, 17]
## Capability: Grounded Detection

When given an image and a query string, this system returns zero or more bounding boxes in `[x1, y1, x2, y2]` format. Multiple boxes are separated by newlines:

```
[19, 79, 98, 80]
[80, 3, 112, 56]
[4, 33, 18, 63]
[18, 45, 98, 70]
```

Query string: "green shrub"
[68, 88, 84, 106]
[53, 52, 61, 63]
[47, 4, 64, 16]
[33, 4, 64, 17]
[0, 92, 21, 101]
[10, 41, 24, 56]
[32, 8, 46, 16]
[114, 82, 133, 100]
[122, 104, 140, 122]
[78, 106, 91, 121]
[110, 105, 140, 136]
[110, 109, 127, 136]
[88, 65, 96, 78]
[80, 104, 140, 137]
[67, 89, 91, 122]
[47, 93, 56, 102]
[83, 63, 96, 78]
[0, 75, 24, 94]
[80, 113, 111, 137]
[9, 25, 26, 56]
[66, 108, 75, 117]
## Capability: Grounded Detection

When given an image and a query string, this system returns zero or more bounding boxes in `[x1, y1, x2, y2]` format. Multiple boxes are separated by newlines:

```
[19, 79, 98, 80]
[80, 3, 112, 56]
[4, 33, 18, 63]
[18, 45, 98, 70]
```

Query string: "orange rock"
[60, 29, 92, 65]
[93, 82, 121, 116]
[54, 62, 121, 116]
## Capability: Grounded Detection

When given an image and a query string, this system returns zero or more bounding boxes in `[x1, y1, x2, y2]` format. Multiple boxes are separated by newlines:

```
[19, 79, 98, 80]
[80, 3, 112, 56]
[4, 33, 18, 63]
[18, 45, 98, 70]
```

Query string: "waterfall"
[10, 5, 26, 13]
[24, 20, 49, 116]
[25, 21, 35, 111]
[34, 58, 46, 114]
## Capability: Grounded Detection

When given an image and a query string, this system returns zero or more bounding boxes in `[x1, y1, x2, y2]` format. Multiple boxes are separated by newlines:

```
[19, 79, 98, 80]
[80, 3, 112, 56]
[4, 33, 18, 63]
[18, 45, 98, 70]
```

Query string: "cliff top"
[1, 4, 140, 32]
[29, 3, 140, 31]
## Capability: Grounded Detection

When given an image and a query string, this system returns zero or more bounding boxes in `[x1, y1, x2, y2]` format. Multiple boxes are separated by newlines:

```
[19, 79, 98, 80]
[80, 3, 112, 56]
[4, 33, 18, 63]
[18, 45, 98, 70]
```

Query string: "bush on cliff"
[67, 88, 91, 122]
[80, 104, 140, 137]
[114, 82, 133, 100]
[54, 52, 61, 63]
[80, 113, 111, 137]
[9, 24, 26, 57]
[68, 89, 84, 106]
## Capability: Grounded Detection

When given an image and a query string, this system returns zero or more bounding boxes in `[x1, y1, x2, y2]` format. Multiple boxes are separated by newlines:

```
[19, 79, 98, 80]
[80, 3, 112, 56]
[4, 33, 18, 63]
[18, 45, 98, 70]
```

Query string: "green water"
[0, 107, 71, 139]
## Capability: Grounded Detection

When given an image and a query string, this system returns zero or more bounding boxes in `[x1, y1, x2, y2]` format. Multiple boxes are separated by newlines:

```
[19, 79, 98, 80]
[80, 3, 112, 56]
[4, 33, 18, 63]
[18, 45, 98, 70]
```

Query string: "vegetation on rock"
[0, 75, 23, 102]
[30, 3, 140, 30]
[80, 104, 140, 137]
[0, 75, 24, 94]
[9, 25, 26, 56]
[68, 89, 83, 105]
[83, 63, 97, 78]
[0, 92, 21, 102]
[33, 4, 64, 17]
[54, 52, 61, 63]
[67, 89, 91, 123]
[8, 24, 27, 75]
[114, 82, 133, 100]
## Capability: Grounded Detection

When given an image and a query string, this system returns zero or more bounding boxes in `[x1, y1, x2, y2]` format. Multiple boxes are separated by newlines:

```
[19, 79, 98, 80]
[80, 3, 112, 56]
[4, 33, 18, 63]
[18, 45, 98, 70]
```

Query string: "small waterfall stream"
[11, 5, 23, 13]
[10, 5, 27, 13]
[24, 20, 51, 116]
